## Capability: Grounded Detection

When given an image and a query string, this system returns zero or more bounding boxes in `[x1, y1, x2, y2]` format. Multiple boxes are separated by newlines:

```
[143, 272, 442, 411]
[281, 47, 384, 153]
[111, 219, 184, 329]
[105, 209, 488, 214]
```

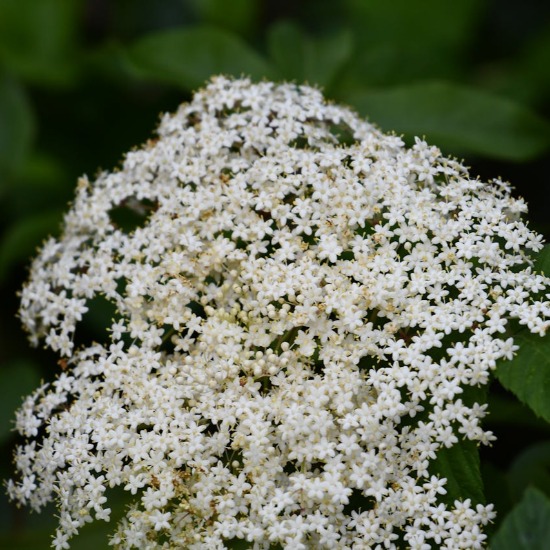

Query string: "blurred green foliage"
[491, 487, 550, 550]
[1, 0, 550, 547]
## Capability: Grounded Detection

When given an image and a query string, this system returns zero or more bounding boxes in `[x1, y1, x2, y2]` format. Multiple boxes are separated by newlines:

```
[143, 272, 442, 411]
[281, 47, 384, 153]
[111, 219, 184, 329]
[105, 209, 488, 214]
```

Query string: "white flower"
[8, 76, 546, 548]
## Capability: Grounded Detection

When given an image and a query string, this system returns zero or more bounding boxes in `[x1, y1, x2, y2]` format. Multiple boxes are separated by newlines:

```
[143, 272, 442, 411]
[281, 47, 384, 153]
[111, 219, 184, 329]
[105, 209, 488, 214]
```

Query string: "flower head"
[8, 76, 549, 548]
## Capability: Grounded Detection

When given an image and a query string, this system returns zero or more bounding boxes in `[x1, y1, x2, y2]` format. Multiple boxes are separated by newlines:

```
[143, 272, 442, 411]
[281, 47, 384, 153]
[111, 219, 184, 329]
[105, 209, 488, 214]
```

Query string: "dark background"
[1, 1, 550, 547]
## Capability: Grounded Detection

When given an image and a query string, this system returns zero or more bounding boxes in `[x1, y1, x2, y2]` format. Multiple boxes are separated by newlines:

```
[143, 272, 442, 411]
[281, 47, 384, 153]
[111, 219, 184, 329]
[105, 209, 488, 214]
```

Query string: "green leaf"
[519, 21, 550, 105]
[491, 20, 550, 107]
[490, 487, 550, 550]
[190, 0, 260, 36]
[340, 0, 484, 87]
[495, 330, 550, 422]
[507, 442, 550, 502]
[495, 331, 550, 423]
[0, 0, 81, 86]
[345, 0, 484, 53]
[482, 461, 514, 521]
[267, 21, 353, 89]
[345, 82, 550, 161]
[534, 244, 550, 275]
[429, 439, 485, 506]
[486, 391, 550, 431]
[335, 44, 434, 91]
[0, 210, 62, 282]
[4, 152, 71, 219]
[124, 26, 274, 90]
[0, 73, 34, 183]
[0, 360, 41, 443]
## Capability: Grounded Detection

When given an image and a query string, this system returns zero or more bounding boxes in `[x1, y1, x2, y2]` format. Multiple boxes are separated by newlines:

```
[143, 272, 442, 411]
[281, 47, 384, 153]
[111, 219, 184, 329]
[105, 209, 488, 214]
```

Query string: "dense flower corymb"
[7, 76, 550, 549]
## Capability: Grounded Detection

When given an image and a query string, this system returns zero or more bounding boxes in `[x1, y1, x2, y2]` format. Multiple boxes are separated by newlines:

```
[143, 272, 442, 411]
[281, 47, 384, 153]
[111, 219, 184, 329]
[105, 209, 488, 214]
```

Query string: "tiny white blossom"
[7, 76, 547, 548]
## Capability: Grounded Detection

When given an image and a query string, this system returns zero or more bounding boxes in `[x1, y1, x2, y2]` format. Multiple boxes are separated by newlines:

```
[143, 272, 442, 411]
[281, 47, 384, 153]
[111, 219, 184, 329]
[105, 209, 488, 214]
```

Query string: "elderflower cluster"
[8, 76, 550, 549]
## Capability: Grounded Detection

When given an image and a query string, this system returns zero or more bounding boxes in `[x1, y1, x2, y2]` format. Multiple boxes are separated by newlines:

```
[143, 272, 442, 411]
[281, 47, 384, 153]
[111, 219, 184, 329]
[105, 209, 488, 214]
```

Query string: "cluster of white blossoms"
[7, 76, 550, 549]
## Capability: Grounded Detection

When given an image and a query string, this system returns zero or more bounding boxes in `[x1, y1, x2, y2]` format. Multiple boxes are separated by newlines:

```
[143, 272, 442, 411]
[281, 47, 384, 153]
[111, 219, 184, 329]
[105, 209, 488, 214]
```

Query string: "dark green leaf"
[491, 487, 550, 550]
[0, 73, 34, 183]
[124, 26, 274, 90]
[495, 331, 550, 423]
[0, 360, 41, 443]
[340, 0, 484, 87]
[5, 152, 71, 219]
[486, 391, 550, 431]
[429, 439, 485, 506]
[0, 211, 62, 282]
[345, 0, 484, 53]
[507, 442, 550, 502]
[346, 82, 550, 161]
[335, 44, 437, 91]
[534, 244, 550, 275]
[482, 461, 514, 522]
[190, 0, 260, 36]
[490, 20, 550, 107]
[519, 21, 550, 105]
[268, 21, 352, 89]
[0, 0, 81, 86]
